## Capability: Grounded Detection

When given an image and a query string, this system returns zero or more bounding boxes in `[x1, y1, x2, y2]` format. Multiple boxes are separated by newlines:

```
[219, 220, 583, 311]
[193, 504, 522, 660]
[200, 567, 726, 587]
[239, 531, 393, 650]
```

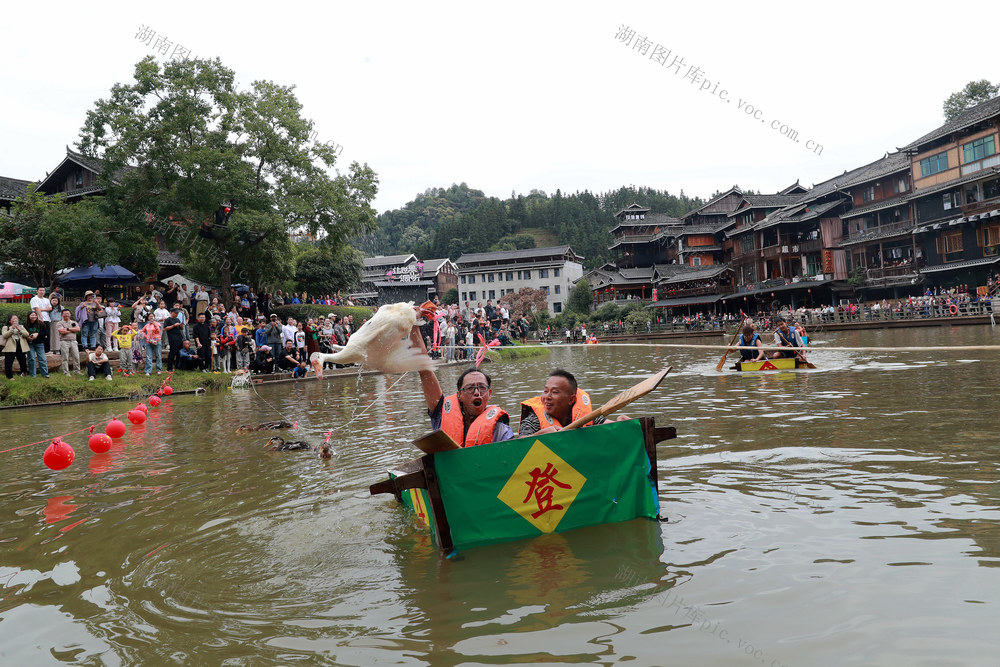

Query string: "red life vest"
[439, 393, 509, 447]
[519, 389, 593, 432]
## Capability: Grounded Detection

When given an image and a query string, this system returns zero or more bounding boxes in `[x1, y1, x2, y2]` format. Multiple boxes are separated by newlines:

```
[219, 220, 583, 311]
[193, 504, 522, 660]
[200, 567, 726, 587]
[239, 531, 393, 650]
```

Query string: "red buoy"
[105, 419, 127, 439]
[163, 386, 173, 396]
[43, 439, 75, 471]
[88, 433, 113, 453]
[149, 395, 161, 407]
[127, 410, 147, 425]
[135, 403, 148, 414]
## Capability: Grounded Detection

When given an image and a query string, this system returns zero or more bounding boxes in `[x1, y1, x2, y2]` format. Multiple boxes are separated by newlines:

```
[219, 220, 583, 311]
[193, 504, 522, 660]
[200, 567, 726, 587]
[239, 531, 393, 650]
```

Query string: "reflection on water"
[2, 326, 1000, 664]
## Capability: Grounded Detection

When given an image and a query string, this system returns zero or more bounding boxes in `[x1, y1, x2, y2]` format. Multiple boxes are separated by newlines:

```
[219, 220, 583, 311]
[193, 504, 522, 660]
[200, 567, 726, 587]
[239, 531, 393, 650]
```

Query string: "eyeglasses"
[460, 384, 490, 395]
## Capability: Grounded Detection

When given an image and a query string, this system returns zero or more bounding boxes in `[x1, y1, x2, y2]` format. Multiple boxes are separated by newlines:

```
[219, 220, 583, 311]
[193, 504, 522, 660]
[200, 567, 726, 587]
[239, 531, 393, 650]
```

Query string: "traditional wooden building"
[609, 204, 679, 267]
[0, 175, 32, 213]
[904, 97, 1000, 286]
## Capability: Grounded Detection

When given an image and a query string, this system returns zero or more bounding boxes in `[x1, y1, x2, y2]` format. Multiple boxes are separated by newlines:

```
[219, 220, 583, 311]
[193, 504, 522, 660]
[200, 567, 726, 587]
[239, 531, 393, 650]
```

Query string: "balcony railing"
[846, 219, 915, 241]
[960, 195, 1000, 217]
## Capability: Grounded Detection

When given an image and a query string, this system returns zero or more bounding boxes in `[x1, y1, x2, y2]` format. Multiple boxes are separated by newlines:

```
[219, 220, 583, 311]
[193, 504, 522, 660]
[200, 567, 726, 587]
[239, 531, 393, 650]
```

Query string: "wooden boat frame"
[370, 417, 676, 553]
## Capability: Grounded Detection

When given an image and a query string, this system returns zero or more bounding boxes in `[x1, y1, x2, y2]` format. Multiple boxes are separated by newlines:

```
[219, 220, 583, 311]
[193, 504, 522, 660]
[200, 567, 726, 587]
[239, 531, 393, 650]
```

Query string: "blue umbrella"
[232, 284, 251, 294]
[58, 264, 138, 285]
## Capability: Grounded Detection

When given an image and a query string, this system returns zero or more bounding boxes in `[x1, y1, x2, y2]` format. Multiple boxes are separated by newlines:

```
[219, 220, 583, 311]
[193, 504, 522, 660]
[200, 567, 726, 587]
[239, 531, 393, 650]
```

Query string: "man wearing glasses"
[410, 327, 513, 446]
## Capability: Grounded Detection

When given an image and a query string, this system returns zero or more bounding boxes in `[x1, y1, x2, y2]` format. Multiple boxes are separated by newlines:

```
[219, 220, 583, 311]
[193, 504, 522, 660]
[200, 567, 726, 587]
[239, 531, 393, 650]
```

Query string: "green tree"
[441, 287, 459, 305]
[294, 243, 363, 295]
[79, 56, 378, 306]
[0, 190, 156, 287]
[943, 80, 1000, 121]
[566, 278, 593, 314]
[624, 307, 651, 331]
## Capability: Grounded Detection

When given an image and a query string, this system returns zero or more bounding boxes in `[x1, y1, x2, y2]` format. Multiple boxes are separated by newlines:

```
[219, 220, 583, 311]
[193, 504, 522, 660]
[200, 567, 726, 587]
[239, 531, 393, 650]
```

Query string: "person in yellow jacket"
[111, 324, 137, 375]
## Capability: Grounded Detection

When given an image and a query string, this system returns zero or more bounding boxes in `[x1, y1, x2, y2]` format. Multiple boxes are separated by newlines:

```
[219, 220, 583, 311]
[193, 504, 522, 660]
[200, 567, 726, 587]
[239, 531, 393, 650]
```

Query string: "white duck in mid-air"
[310, 302, 435, 377]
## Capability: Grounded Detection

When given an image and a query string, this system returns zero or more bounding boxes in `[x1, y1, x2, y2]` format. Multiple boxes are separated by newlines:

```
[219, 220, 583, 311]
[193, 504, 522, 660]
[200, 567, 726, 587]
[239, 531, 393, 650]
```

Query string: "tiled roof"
[158, 250, 182, 266]
[0, 176, 33, 200]
[363, 253, 417, 268]
[920, 256, 1000, 273]
[740, 194, 804, 208]
[420, 258, 454, 273]
[619, 266, 656, 280]
[657, 265, 731, 285]
[901, 95, 1000, 152]
[457, 245, 582, 265]
[840, 195, 911, 220]
[682, 186, 742, 219]
[615, 203, 651, 216]
[682, 245, 722, 253]
[795, 152, 910, 204]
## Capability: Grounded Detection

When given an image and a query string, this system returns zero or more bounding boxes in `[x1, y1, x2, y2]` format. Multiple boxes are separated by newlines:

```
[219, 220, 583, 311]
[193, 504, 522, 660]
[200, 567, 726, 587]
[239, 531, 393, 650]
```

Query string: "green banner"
[433, 419, 659, 551]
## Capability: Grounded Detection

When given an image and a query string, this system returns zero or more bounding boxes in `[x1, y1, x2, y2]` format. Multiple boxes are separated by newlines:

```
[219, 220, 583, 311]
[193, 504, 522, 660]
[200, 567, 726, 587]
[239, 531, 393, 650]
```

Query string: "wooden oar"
[563, 366, 672, 431]
[716, 315, 749, 372]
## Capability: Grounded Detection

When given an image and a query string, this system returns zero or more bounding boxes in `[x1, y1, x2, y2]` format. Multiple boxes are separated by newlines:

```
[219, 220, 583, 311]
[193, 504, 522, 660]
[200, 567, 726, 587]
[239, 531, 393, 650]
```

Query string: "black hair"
[456, 368, 492, 391]
[548, 368, 577, 394]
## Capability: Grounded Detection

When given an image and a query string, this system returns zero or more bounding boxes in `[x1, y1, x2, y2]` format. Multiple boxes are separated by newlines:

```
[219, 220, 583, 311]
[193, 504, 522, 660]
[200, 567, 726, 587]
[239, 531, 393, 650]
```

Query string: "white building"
[455, 245, 584, 315]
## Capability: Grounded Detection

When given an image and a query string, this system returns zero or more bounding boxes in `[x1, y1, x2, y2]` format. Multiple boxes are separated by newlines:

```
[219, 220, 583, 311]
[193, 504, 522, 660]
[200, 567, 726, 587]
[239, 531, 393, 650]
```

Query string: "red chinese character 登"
[523, 462, 572, 519]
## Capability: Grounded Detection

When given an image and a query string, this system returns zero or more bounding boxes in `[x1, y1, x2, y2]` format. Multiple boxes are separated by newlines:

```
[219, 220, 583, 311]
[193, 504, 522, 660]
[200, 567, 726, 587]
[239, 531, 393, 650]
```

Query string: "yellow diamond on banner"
[497, 440, 587, 534]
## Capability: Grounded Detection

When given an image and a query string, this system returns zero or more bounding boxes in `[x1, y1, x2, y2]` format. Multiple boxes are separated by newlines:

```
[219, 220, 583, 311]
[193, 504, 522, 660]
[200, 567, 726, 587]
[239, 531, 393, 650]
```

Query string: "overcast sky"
[2, 1, 997, 216]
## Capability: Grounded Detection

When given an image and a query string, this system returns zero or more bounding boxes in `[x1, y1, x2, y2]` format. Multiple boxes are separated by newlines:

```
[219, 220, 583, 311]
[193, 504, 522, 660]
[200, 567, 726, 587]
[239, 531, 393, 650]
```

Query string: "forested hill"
[358, 184, 704, 268]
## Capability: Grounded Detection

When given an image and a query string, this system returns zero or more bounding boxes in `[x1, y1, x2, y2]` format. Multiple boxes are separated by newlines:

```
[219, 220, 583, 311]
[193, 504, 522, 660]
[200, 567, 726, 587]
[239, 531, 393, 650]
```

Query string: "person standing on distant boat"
[770, 317, 802, 360]
[733, 323, 766, 362]
[409, 325, 513, 446]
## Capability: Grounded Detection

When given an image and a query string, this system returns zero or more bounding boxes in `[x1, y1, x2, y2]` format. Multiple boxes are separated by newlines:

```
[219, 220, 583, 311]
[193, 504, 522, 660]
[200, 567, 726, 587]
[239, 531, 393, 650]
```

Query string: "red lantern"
[127, 410, 147, 425]
[105, 419, 127, 439]
[163, 386, 173, 396]
[149, 395, 161, 407]
[88, 433, 113, 454]
[135, 403, 148, 414]
[43, 439, 75, 471]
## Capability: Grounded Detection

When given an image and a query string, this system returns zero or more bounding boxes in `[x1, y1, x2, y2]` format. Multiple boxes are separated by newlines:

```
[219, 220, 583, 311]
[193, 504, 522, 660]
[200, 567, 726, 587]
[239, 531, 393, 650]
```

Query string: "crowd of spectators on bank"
[1, 281, 363, 380]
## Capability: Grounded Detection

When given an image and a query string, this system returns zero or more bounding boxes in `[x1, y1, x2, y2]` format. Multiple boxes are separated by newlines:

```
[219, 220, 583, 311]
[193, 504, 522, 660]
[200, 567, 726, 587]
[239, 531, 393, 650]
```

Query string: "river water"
[2, 325, 1000, 666]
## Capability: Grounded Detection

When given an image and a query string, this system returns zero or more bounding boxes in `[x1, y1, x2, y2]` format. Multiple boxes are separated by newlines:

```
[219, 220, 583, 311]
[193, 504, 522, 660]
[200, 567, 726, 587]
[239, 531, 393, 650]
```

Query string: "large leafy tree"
[943, 80, 999, 121]
[79, 56, 378, 306]
[294, 242, 363, 296]
[0, 190, 155, 287]
[566, 278, 593, 314]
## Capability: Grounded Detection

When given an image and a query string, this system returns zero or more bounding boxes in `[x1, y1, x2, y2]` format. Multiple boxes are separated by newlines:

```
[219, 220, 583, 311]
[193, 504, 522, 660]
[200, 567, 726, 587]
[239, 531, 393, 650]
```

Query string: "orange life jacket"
[440, 393, 509, 447]
[519, 389, 593, 432]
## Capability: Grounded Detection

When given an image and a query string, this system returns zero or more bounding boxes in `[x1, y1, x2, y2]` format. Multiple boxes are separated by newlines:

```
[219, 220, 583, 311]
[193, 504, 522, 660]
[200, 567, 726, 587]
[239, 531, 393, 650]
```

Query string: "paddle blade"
[413, 429, 461, 454]
[564, 366, 671, 430]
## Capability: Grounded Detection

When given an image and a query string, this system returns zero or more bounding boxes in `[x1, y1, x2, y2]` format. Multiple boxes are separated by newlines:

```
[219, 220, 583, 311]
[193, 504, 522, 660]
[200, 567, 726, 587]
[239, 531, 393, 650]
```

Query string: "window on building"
[497, 272, 502, 281]
[542, 286, 550, 295]
[488, 290, 495, 299]
[862, 186, 875, 202]
[964, 135, 996, 163]
[488, 273, 494, 282]
[692, 257, 702, 266]
[936, 231, 963, 259]
[979, 223, 1000, 253]
[469, 291, 477, 301]
[523, 270, 531, 279]
[539, 269, 549, 278]
[554, 268, 560, 277]
[468, 275, 475, 284]
[516, 271, 522, 280]
[555, 285, 561, 294]
[943, 192, 961, 210]
[462, 292, 467, 301]
[461, 275, 466, 284]
[894, 176, 909, 194]
[75, 172, 83, 187]
[553, 302, 562, 313]
[920, 151, 949, 177]
[506, 272, 514, 281]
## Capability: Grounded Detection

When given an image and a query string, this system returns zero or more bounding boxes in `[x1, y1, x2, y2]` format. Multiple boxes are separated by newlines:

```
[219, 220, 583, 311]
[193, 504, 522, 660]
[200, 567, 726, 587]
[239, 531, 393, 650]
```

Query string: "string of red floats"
[32, 374, 176, 471]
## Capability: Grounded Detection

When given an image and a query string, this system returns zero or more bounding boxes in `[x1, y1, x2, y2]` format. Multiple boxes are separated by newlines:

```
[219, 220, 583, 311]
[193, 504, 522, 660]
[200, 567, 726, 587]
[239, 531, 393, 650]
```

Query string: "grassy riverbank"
[488, 346, 551, 362]
[0, 371, 232, 407]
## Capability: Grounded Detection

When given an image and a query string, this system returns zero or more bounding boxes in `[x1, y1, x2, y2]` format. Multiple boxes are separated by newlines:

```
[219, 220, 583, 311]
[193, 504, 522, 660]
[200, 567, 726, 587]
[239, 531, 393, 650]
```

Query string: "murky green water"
[2, 325, 1000, 666]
